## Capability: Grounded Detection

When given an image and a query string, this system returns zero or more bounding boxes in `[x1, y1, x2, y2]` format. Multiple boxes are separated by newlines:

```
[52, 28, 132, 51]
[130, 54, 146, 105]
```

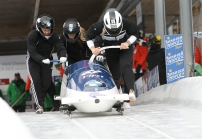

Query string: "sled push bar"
[49, 59, 60, 63]
[89, 46, 121, 64]
[49, 46, 122, 64]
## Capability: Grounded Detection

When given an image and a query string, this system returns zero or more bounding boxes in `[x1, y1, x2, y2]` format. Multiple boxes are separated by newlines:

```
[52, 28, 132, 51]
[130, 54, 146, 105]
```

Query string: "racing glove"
[136, 64, 142, 73]
[42, 59, 50, 64]
[96, 55, 104, 62]
[60, 57, 67, 63]
[100, 50, 105, 55]
[120, 41, 130, 50]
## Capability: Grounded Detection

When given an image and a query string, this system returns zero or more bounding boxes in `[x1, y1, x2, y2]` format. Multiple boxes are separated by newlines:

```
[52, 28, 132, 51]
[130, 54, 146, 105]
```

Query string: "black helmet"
[63, 18, 80, 43]
[36, 15, 55, 39]
[103, 8, 123, 37]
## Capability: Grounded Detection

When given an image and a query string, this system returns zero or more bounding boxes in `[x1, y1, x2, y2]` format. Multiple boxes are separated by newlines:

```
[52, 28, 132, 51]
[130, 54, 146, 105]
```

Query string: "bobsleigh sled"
[54, 46, 129, 118]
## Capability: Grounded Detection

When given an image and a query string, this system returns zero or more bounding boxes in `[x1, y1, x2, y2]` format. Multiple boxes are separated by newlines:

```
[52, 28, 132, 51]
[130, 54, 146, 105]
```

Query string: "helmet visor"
[105, 26, 122, 37]
[40, 18, 54, 29]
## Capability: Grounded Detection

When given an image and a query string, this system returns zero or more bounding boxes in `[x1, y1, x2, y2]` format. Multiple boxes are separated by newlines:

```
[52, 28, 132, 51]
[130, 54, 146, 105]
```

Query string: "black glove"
[136, 64, 142, 73]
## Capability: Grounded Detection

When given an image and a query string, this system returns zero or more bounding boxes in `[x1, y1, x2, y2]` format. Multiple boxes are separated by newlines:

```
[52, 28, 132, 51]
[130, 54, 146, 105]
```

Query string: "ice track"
[3, 77, 202, 139]
[18, 104, 202, 139]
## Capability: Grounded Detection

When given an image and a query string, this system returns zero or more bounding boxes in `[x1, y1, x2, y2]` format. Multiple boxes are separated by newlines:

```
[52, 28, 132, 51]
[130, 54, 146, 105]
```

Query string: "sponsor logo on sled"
[82, 70, 103, 79]
[89, 92, 106, 98]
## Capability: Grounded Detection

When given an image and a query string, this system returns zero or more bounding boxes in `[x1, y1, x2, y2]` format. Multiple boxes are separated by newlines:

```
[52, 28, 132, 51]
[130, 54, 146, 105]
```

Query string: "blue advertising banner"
[134, 65, 160, 96]
[164, 34, 185, 84]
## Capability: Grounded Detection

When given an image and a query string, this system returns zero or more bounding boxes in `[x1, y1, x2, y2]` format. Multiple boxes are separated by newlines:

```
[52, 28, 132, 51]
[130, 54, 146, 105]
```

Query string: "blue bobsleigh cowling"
[54, 46, 129, 117]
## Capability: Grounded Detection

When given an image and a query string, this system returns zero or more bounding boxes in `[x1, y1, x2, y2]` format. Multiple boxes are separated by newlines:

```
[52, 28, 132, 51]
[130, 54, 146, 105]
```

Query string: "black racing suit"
[86, 18, 138, 93]
[26, 30, 66, 107]
[60, 35, 92, 65]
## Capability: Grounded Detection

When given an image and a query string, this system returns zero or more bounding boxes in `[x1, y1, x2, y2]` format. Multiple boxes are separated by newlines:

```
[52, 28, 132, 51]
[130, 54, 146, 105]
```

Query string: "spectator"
[194, 41, 201, 76]
[7, 73, 29, 112]
[43, 81, 58, 112]
[54, 63, 64, 79]
[44, 94, 53, 111]
[133, 30, 149, 81]
[54, 63, 63, 95]
[0, 89, 4, 99]
[195, 63, 202, 76]
[194, 41, 201, 65]
[55, 80, 62, 96]
[146, 36, 167, 85]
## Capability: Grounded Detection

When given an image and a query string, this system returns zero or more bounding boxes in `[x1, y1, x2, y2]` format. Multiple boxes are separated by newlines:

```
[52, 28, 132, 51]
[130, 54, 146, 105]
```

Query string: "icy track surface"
[18, 104, 202, 139]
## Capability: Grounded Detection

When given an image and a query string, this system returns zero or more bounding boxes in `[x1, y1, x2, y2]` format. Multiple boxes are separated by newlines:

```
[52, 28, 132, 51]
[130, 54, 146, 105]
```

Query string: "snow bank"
[0, 98, 35, 139]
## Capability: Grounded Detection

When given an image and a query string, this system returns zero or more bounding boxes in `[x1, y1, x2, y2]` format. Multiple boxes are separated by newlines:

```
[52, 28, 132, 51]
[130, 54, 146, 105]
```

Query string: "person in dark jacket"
[26, 15, 67, 114]
[60, 18, 92, 66]
[0, 89, 4, 99]
[86, 8, 139, 108]
[146, 36, 167, 85]
[195, 63, 202, 76]
[133, 31, 148, 81]
[7, 73, 29, 112]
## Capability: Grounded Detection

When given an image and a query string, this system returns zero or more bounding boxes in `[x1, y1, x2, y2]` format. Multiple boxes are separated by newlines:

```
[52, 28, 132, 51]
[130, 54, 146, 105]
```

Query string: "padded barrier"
[134, 77, 202, 109]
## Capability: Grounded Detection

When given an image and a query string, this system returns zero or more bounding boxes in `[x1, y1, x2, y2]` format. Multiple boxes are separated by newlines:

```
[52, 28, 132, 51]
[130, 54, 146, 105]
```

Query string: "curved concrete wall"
[0, 98, 35, 139]
[135, 77, 202, 107]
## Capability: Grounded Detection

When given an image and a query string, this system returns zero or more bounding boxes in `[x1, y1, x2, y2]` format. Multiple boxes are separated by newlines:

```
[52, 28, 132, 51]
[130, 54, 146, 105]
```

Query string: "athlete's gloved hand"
[120, 41, 130, 50]
[136, 64, 142, 73]
[42, 59, 50, 64]
[96, 55, 104, 62]
[60, 57, 67, 63]
[100, 50, 105, 55]
[91, 46, 101, 56]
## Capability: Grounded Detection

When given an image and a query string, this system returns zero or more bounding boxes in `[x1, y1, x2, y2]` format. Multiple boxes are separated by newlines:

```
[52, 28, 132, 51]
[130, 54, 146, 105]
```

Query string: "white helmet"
[103, 8, 123, 37]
